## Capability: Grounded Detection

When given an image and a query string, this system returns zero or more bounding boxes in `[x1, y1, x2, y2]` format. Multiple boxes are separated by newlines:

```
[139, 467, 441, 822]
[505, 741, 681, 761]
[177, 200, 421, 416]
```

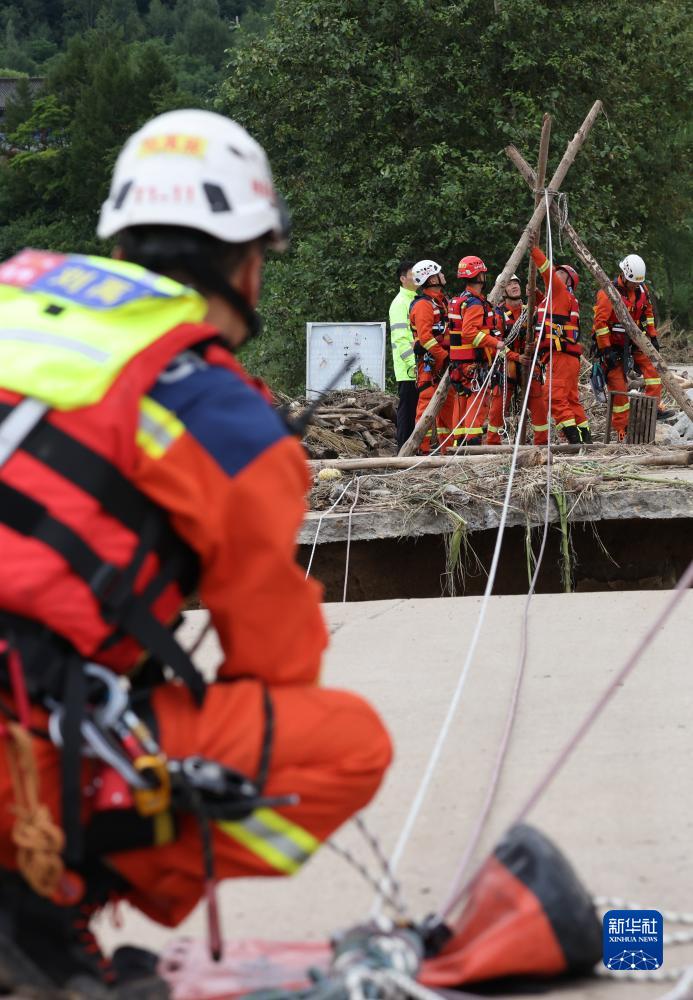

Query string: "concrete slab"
[99, 593, 693, 998]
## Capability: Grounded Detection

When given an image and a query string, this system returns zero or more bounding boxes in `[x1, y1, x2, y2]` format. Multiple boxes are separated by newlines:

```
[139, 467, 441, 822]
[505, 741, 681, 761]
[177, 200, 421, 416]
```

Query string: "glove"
[602, 347, 620, 371]
[650, 336, 660, 353]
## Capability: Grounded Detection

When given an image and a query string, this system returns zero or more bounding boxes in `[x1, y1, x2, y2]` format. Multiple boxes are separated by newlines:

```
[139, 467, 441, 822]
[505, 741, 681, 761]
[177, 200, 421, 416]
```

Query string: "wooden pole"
[399, 100, 603, 457]
[310, 443, 693, 471]
[519, 113, 552, 445]
[505, 145, 693, 425]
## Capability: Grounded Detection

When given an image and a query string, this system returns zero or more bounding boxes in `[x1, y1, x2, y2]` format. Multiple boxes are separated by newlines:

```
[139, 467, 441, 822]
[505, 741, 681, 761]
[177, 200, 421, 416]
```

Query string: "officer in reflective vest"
[388, 259, 418, 451]
[0, 110, 392, 996]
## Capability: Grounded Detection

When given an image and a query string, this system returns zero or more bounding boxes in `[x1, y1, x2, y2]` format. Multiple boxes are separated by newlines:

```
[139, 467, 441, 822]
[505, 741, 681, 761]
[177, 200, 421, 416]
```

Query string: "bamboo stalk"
[519, 113, 552, 445]
[399, 100, 603, 458]
[505, 144, 693, 425]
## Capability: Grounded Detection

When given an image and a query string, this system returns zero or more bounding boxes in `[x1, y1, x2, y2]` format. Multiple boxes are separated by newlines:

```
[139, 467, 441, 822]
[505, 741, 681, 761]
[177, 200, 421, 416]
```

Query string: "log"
[310, 443, 693, 471]
[519, 113, 552, 445]
[399, 100, 603, 457]
[506, 145, 693, 425]
[487, 100, 603, 307]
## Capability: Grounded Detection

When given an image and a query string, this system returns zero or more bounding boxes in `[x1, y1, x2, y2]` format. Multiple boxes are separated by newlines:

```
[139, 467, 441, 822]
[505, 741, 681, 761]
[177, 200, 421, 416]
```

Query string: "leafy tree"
[219, 0, 692, 393]
[0, 13, 35, 71]
[0, 26, 183, 259]
[3, 75, 36, 133]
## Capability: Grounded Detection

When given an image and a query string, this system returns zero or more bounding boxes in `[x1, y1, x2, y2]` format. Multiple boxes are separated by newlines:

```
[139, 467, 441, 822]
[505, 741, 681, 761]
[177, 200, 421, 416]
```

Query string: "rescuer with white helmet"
[99, 108, 291, 343]
[408, 258, 456, 452]
[0, 110, 391, 995]
[619, 253, 647, 285]
[593, 251, 670, 437]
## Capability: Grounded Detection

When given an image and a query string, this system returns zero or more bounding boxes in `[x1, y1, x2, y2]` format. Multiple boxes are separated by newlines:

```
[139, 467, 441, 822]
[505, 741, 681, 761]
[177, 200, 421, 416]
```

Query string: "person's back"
[388, 260, 417, 451]
[0, 110, 391, 997]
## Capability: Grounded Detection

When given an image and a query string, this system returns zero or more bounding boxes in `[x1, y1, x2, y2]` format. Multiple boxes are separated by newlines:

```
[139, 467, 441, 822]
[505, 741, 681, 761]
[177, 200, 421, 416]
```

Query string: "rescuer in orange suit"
[486, 275, 549, 446]
[0, 110, 392, 997]
[592, 253, 670, 440]
[529, 235, 592, 444]
[409, 259, 456, 453]
[448, 256, 522, 446]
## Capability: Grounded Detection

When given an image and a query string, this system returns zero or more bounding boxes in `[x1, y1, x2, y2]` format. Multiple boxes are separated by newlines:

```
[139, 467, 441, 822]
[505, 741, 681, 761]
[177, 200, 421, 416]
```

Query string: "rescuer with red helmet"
[0, 110, 392, 996]
[448, 255, 521, 446]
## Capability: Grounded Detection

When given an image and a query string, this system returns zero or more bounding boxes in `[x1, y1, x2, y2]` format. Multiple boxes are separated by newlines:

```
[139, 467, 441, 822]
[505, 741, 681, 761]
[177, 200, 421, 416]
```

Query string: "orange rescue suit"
[409, 288, 456, 453]
[486, 300, 548, 446]
[593, 277, 662, 436]
[449, 289, 513, 445]
[0, 265, 392, 927]
[531, 247, 589, 439]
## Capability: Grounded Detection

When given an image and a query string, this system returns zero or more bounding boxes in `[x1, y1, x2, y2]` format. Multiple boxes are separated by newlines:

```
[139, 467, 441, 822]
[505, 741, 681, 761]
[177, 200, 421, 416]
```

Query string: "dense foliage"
[0, 0, 689, 394]
[220, 0, 692, 392]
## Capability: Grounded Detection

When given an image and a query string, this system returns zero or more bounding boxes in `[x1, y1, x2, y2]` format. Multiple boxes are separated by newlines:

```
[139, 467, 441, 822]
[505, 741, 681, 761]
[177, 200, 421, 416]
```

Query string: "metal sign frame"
[305, 321, 386, 400]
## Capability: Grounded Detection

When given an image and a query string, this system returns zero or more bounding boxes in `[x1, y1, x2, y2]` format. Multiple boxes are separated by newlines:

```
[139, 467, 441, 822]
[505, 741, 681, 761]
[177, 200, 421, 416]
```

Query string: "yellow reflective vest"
[388, 286, 416, 382]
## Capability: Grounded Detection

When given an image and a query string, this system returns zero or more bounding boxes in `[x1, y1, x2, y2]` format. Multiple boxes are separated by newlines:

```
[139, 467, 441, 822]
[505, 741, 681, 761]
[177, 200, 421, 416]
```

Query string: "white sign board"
[306, 322, 386, 400]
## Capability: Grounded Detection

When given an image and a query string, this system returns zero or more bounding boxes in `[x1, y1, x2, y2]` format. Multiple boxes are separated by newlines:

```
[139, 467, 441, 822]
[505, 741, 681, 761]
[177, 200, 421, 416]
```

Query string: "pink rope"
[441, 558, 693, 919]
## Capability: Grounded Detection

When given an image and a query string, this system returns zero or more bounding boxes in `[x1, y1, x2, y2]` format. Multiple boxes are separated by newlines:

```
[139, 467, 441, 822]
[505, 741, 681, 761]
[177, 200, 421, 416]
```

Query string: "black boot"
[562, 425, 581, 444]
[0, 867, 170, 998]
[578, 425, 593, 444]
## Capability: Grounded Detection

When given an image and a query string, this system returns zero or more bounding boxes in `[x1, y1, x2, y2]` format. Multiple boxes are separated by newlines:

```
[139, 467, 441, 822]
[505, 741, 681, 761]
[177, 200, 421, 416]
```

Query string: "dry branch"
[520, 112, 552, 444]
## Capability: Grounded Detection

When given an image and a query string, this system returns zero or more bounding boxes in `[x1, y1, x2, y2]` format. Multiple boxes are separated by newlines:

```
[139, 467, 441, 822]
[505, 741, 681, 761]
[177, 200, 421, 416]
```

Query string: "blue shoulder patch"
[149, 360, 289, 477]
[31, 256, 172, 310]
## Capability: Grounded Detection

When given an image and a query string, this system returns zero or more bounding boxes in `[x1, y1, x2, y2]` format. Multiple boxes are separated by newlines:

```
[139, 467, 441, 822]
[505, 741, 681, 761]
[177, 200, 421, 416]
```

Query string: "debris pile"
[290, 389, 399, 460]
[308, 446, 686, 516]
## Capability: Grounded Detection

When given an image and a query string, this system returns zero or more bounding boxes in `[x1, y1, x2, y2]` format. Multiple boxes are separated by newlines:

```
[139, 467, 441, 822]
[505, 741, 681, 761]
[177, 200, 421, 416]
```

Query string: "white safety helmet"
[98, 109, 289, 248]
[412, 259, 442, 287]
[619, 253, 646, 283]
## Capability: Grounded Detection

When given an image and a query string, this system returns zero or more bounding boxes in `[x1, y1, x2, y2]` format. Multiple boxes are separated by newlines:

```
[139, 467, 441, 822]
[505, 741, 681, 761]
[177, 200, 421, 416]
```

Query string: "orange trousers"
[0, 681, 391, 928]
[453, 367, 491, 446]
[543, 353, 589, 438]
[416, 384, 458, 453]
[607, 349, 662, 436]
[486, 378, 549, 446]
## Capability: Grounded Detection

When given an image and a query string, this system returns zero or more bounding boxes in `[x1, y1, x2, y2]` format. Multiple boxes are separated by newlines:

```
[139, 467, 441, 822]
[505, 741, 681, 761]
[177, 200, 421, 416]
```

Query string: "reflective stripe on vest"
[0, 250, 206, 409]
[138, 397, 186, 460]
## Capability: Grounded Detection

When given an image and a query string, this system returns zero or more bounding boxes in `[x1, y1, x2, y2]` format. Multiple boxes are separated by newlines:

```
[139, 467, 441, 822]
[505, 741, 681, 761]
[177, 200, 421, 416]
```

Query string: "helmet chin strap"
[122, 232, 262, 341]
[179, 253, 262, 340]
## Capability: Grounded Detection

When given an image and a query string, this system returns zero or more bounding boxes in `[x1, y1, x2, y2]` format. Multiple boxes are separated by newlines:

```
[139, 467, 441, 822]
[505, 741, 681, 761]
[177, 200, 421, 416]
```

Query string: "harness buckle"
[89, 562, 128, 620]
[133, 754, 171, 816]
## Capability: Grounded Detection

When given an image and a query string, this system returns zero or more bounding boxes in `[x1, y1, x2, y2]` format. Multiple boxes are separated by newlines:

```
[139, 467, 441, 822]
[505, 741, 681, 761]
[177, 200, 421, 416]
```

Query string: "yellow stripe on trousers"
[217, 807, 320, 875]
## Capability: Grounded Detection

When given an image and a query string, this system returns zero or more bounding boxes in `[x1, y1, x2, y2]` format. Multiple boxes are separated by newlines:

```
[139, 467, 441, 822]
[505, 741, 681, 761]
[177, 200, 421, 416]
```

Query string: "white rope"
[305, 352, 504, 584]
[594, 898, 693, 926]
[437, 198, 558, 917]
[371, 195, 557, 917]
[655, 968, 693, 999]
[337, 354, 504, 601]
[342, 477, 361, 602]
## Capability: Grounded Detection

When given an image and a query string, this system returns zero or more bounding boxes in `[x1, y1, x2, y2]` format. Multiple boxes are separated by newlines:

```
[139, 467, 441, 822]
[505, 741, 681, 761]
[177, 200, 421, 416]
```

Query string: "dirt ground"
[99, 591, 693, 999]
